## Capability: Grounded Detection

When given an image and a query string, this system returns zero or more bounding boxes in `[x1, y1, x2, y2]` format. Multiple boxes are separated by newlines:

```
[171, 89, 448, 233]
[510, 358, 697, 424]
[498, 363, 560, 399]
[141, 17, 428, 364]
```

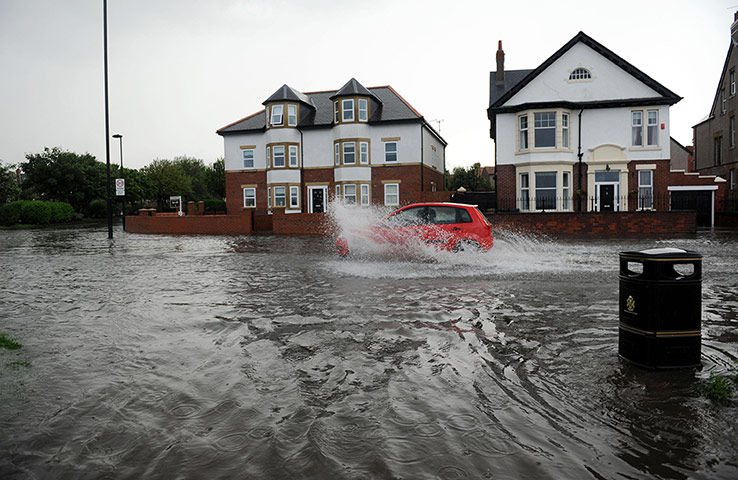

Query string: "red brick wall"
[271, 210, 329, 235]
[371, 164, 445, 205]
[496, 164, 516, 204]
[488, 210, 696, 238]
[126, 212, 253, 235]
[226, 171, 266, 215]
[716, 211, 738, 228]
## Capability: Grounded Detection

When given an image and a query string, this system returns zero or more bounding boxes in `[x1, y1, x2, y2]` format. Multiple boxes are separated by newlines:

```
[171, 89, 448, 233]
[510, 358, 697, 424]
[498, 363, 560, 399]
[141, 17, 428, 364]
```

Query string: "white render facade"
[489, 33, 681, 212]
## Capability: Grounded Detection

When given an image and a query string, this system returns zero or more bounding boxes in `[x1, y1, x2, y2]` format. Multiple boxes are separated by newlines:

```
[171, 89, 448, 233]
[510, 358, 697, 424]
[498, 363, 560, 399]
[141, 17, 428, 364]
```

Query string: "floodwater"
[1, 220, 737, 479]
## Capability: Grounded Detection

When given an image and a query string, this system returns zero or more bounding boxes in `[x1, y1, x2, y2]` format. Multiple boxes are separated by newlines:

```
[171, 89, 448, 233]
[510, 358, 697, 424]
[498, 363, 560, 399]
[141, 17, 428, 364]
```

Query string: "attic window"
[569, 68, 591, 81]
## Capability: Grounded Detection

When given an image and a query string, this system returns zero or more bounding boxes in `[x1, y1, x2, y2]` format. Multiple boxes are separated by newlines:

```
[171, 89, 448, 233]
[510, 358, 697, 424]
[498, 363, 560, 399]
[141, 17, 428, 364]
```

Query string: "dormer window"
[333, 97, 371, 124]
[569, 68, 591, 81]
[271, 105, 284, 126]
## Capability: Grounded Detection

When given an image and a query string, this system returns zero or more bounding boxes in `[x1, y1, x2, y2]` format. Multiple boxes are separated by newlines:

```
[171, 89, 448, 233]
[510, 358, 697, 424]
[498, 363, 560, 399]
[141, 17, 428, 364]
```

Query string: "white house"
[217, 78, 446, 223]
[488, 32, 689, 213]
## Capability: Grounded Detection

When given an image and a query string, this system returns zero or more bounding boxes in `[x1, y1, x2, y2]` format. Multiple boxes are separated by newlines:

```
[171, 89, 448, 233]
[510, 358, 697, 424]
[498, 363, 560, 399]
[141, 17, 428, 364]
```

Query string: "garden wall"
[488, 210, 697, 238]
[126, 211, 253, 235]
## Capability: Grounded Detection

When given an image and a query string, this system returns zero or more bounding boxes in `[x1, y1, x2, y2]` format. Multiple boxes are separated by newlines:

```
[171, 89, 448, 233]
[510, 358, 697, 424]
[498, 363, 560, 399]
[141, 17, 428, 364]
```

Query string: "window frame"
[342, 99, 354, 122]
[358, 98, 368, 122]
[289, 145, 299, 167]
[360, 184, 370, 205]
[384, 183, 399, 206]
[287, 104, 297, 126]
[333, 101, 339, 124]
[520, 173, 530, 211]
[360, 141, 369, 164]
[534, 171, 557, 210]
[342, 142, 356, 165]
[289, 186, 300, 208]
[533, 112, 556, 148]
[562, 172, 570, 211]
[384, 142, 398, 162]
[569, 68, 591, 81]
[242, 149, 254, 169]
[632, 111, 643, 147]
[731, 69, 736, 96]
[722, 89, 727, 114]
[646, 109, 659, 146]
[731, 116, 736, 149]
[273, 145, 285, 168]
[715, 135, 723, 165]
[343, 184, 357, 204]
[271, 104, 284, 126]
[638, 170, 654, 210]
[273, 186, 286, 207]
[562, 113, 569, 149]
[519, 114, 528, 150]
[243, 187, 256, 208]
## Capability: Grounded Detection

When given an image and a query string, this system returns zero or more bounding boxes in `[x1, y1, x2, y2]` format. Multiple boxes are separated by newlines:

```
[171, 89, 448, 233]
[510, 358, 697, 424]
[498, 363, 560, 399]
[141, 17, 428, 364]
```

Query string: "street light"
[113, 133, 125, 231]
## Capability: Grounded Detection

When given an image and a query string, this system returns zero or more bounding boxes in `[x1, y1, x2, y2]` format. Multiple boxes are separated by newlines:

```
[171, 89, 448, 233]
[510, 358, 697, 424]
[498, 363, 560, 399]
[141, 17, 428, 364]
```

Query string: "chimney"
[495, 40, 505, 84]
[732, 10, 738, 46]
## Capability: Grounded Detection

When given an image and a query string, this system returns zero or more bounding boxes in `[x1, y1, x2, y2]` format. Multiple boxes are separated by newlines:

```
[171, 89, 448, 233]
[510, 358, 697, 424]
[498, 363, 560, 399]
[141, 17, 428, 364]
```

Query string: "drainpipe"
[420, 122, 425, 196]
[299, 128, 304, 212]
[577, 109, 584, 212]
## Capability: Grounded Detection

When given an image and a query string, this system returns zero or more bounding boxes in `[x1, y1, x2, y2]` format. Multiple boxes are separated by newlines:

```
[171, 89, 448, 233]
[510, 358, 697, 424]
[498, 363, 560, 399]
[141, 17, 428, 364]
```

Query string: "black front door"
[312, 189, 324, 213]
[600, 184, 615, 211]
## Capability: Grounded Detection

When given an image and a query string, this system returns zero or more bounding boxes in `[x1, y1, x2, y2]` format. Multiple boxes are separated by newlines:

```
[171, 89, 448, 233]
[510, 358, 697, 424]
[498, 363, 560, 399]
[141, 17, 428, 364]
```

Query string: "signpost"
[115, 178, 125, 196]
[170, 196, 183, 216]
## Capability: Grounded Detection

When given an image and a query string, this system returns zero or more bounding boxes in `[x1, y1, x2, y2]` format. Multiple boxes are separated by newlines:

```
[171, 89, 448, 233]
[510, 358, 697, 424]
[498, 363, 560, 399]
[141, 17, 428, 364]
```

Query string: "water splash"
[324, 200, 617, 278]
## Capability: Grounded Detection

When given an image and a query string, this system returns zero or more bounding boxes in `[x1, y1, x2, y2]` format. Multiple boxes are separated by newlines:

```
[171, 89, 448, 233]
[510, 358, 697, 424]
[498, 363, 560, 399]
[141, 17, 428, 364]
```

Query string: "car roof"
[400, 202, 479, 208]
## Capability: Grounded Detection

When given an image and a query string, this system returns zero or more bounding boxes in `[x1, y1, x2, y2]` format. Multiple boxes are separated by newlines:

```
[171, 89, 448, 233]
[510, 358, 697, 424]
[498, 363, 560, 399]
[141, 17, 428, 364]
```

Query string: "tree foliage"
[142, 159, 192, 210]
[446, 163, 493, 192]
[0, 161, 21, 205]
[20, 147, 107, 214]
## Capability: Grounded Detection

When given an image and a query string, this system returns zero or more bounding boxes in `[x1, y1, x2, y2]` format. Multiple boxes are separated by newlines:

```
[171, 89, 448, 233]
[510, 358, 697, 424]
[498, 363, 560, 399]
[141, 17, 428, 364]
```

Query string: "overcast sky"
[1, 0, 736, 171]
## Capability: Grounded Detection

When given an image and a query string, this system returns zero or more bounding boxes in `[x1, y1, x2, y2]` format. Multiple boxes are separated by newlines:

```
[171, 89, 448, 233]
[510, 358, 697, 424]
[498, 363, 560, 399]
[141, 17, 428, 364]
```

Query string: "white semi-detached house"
[217, 78, 446, 223]
[488, 32, 687, 213]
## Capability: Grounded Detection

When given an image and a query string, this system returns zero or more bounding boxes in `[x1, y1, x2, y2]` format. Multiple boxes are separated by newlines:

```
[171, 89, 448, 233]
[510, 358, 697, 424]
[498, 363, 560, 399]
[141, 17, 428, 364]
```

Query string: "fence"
[496, 192, 691, 213]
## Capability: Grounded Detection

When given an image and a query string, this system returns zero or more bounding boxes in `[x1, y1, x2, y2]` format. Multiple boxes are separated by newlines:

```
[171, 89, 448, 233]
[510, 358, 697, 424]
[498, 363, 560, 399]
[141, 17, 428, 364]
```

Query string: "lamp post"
[113, 133, 125, 230]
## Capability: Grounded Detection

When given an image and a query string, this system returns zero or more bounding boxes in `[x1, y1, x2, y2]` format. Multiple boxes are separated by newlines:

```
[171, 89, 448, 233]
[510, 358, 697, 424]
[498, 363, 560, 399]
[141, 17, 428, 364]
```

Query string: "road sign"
[115, 178, 125, 196]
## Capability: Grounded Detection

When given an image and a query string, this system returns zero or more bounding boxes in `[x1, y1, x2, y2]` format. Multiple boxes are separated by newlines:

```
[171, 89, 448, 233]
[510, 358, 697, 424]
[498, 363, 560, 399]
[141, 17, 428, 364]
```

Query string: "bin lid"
[620, 247, 702, 260]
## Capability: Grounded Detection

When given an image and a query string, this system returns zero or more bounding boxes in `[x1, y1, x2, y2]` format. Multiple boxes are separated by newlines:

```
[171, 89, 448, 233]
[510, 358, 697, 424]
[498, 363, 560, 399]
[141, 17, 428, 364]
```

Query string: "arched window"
[569, 68, 591, 80]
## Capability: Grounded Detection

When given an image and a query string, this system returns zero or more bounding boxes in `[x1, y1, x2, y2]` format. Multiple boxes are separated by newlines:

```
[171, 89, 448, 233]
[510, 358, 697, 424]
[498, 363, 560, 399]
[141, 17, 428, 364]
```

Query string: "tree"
[208, 157, 225, 200]
[0, 161, 21, 204]
[446, 163, 492, 192]
[173, 155, 207, 201]
[20, 147, 107, 214]
[142, 159, 192, 210]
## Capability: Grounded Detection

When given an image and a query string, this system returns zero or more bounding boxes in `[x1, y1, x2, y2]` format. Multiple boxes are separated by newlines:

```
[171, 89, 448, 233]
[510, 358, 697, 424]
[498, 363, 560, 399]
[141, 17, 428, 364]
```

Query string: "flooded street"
[1, 224, 737, 479]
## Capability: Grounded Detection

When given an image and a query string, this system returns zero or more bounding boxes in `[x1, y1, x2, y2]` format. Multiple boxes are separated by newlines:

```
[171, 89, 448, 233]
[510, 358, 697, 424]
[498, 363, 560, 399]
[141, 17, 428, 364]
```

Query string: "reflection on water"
[1, 223, 737, 479]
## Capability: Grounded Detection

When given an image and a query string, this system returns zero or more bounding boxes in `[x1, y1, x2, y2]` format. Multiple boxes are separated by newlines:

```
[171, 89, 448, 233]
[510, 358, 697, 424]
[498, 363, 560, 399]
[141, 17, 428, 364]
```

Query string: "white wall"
[505, 43, 660, 106]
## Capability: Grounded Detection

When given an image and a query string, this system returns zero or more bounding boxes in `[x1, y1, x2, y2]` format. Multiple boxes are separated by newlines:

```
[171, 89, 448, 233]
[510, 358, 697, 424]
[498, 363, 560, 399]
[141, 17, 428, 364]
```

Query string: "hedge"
[0, 200, 76, 226]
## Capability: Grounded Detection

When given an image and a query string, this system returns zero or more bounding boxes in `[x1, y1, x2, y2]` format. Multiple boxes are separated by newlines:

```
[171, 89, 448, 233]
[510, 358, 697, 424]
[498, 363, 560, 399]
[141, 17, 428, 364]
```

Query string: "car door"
[378, 206, 428, 246]
[425, 205, 470, 247]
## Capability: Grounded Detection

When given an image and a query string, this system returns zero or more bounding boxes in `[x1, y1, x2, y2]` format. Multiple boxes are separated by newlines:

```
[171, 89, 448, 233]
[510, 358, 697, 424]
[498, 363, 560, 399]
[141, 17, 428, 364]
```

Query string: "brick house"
[693, 12, 738, 209]
[488, 32, 724, 226]
[216, 78, 446, 229]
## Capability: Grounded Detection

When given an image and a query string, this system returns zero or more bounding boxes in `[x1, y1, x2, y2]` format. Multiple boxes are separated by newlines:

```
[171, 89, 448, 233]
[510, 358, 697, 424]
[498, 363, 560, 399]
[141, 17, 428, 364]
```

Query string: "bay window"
[343, 142, 356, 164]
[360, 142, 369, 164]
[273, 145, 285, 167]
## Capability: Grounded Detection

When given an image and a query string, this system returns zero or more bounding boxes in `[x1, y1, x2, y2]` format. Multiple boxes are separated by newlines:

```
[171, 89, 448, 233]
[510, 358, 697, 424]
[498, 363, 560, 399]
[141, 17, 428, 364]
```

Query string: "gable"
[505, 43, 662, 106]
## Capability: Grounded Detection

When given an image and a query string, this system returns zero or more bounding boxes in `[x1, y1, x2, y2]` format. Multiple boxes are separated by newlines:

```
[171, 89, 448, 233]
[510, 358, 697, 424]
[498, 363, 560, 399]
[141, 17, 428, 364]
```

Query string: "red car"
[336, 202, 493, 256]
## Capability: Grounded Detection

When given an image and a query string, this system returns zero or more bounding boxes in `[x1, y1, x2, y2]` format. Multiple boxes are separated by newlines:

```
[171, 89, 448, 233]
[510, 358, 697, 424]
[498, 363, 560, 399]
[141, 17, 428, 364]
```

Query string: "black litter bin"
[618, 247, 702, 369]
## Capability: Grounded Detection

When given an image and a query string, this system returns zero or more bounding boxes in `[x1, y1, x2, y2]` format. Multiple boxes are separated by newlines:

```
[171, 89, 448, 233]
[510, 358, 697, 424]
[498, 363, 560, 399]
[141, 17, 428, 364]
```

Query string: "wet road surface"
[1, 224, 737, 479]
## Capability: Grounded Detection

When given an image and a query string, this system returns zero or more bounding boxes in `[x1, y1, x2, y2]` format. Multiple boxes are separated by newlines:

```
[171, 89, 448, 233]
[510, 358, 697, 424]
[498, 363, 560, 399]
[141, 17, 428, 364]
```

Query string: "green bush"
[0, 200, 24, 226]
[20, 200, 52, 225]
[87, 199, 107, 218]
[49, 202, 75, 223]
[204, 199, 226, 212]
